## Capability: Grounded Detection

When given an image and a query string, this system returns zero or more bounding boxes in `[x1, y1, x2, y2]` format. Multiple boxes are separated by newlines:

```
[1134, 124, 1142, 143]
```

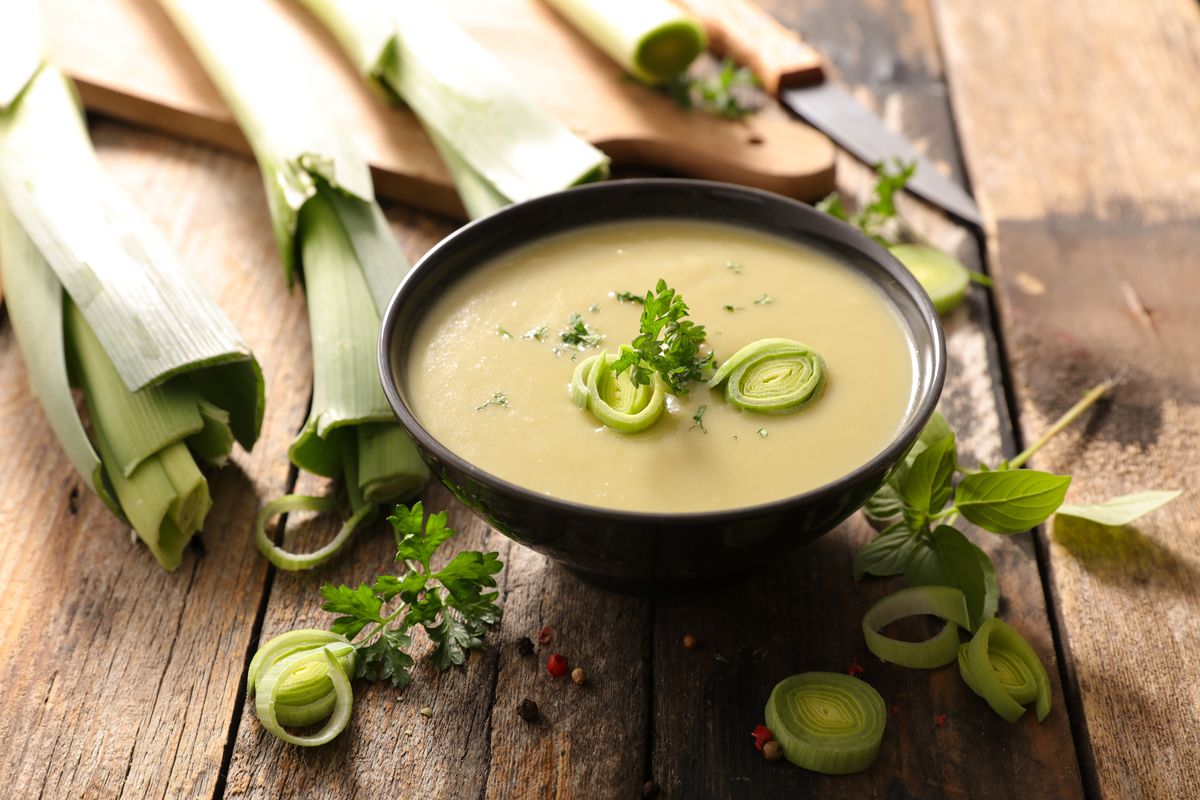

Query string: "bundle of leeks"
[0, 15, 263, 570]
[155, 0, 429, 570]
[294, 0, 611, 219]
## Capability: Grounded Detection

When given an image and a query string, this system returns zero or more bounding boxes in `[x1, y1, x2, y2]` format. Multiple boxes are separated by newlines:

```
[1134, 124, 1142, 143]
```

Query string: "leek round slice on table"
[957, 643, 1038, 707]
[764, 672, 887, 775]
[889, 244, 970, 315]
[861, 585, 971, 668]
[542, 0, 707, 84]
[706, 338, 827, 415]
[254, 641, 355, 746]
[964, 618, 1052, 722]
[570, 349, 666, 433]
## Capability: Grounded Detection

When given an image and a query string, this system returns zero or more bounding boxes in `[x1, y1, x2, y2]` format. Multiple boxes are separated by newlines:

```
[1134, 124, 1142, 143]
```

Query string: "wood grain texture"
[648, 0, 1083, 796]
[0, 125, 309, 799]
[933, 0, 1200, 796]
[45, 0, 835, 217]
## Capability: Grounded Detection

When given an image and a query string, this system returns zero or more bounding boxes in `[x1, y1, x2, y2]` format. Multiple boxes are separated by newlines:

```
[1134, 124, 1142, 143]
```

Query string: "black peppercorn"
[517, 698, 540, 722]
[516, 636, 535, 657]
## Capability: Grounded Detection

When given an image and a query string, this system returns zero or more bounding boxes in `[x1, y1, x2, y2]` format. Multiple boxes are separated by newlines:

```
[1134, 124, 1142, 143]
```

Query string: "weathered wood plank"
[0, 124, 309, 798]
[648, 1, 1084, 796]
[933, 0, 1200, 796]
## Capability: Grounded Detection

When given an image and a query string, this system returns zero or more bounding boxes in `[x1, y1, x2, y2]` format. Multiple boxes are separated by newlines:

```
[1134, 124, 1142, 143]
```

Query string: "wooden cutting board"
[44, 0, 836, 218]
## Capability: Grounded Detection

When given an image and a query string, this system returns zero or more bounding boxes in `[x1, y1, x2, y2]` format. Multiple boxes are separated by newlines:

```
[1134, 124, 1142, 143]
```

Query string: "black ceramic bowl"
[379, 179, 945, 598]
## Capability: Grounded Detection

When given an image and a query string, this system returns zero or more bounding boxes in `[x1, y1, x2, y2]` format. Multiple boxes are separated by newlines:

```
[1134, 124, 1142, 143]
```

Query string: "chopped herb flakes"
[612, 290, 644, 304]
[475, 392, 510, 411]
[757, 428, 768, 438]
[753, 294, 774, 305]
[559, 313, 603, 350]
[726, 260, 743, 274]
[723, 304, 742, 313]
[588, 303, 601, 313]
[522, 325, 548, 342]
[691, 405, 708, 433]
[496, 326, 513, 338]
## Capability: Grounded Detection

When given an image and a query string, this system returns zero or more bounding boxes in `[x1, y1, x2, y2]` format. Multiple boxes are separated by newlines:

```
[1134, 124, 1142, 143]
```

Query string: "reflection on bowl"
[379, 179, 945, 598]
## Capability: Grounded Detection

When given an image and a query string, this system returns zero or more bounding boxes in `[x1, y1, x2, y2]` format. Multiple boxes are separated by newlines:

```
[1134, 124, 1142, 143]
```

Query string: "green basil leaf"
[864, 480, 903, 522]
[904, 525, 998, 630]
[852, 523, 918, 580]
[900, 433, 957, 524]
[917, 411, 953, 450]
[1056, 490, 1181, 527]
[957, 469, 1071, 534]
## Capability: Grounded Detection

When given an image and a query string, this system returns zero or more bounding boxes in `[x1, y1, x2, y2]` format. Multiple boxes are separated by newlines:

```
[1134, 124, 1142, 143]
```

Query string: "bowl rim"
[378, 178, 947, 524]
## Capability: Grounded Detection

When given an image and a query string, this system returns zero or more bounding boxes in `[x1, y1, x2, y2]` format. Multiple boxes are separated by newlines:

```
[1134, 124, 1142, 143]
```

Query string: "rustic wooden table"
[3, 0, 1197, 798]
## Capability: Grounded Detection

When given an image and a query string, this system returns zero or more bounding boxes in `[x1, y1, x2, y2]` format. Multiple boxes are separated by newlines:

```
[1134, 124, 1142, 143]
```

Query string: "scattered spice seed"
[641, 780, 660, 798]
[547, 653, 569, 678]
[935, 713, 948, 727]
[537, 625, 554, 646]
[682, 633, 698, 650]
[848, 659, 865, 677]
[419, 707, 433, 718]
[571, 667, 587, 685]
[762, 740, 783, 762]
[517, 698, 540, 722]
[515, 636, 535, 657]
[751, 724, 773, 751]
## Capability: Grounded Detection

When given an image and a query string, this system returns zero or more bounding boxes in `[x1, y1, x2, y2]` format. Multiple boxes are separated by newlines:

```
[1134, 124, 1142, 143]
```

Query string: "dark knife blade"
[671, 0, 982, 227]
[783, 82, 982, 227]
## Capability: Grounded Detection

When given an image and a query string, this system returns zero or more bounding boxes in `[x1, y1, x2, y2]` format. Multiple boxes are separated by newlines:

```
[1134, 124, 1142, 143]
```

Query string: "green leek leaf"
[296, 0, 610, 218]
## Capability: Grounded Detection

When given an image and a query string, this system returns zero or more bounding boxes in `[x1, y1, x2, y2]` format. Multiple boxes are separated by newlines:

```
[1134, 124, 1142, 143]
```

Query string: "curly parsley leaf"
[321, 503, 504, 688]
[609, 279, 714, 394]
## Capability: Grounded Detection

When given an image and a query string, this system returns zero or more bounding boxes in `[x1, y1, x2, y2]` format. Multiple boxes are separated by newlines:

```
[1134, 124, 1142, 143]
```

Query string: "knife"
[672, 0, 982, 227]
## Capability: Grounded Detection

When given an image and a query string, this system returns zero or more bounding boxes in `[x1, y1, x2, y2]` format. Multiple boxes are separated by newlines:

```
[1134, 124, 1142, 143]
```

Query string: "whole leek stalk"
[0, 45, 264, 569]
[155, 0, 429, 568]
[295, 0, 610, 219]
[542, 0, 707, 84]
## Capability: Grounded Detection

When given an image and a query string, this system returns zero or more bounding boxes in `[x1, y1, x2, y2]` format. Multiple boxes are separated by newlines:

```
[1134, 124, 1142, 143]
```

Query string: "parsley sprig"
[319, 502, 502, 687]
[610, 279, 714, 395]
[817, 160, 916, 245]
[666, 58, 761, 120]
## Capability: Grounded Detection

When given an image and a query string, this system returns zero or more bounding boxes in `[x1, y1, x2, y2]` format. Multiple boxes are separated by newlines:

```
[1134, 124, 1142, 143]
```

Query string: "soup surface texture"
[406, 220, 916, 512]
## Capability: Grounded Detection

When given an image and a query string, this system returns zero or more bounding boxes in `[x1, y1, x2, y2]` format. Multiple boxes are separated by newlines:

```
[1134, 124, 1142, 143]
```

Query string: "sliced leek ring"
[707, 338, 827, 415]
[764, 672, 886, 775]
[964, 618, 1052, 722]
[570, 349, 666, 433]
[861, 586, 970, 669]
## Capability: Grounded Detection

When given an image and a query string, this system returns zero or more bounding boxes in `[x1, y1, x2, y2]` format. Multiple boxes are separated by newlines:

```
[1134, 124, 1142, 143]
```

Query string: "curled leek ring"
[249, 630, 357, 746]
[570, 347, 666, 433]
[964, 619, 1052, 722]
[764, 672, 887, 775]
[706, 337, 827, 415]
[255, 495, 378, 571]
[862, 586, 970, 669]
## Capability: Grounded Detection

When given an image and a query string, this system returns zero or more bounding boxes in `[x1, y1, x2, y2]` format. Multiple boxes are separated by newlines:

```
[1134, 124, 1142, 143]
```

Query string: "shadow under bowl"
[379, 179, 945, 598]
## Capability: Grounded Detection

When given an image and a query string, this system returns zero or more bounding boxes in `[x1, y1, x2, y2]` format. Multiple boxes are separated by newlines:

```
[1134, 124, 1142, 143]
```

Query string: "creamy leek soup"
[406, 220, 916, 512]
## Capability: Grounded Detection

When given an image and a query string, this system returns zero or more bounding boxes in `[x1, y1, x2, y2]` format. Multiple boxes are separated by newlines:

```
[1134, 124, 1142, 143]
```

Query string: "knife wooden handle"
[672, 0, 825, 96]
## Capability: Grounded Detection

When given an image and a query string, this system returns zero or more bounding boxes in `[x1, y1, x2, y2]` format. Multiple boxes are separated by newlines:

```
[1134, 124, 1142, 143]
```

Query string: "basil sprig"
[856, 380, 1182, 634]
